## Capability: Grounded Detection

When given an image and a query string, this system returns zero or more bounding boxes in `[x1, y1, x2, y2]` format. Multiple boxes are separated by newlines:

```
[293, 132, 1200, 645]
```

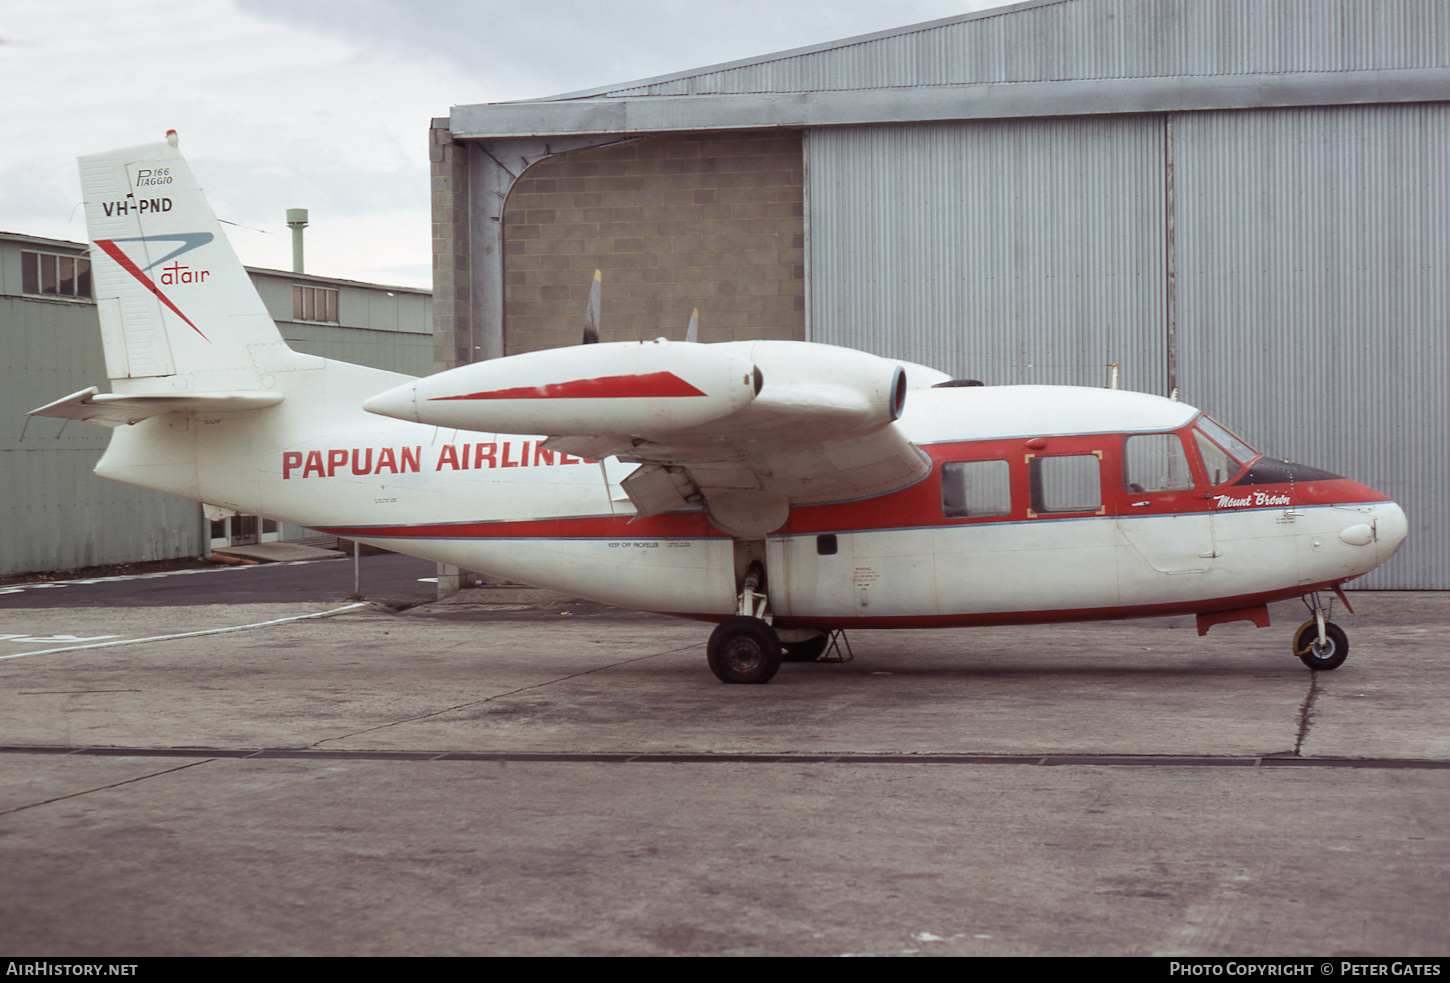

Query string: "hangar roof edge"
[449, 0, 1450, 138]
[450, 67, 1450, 140]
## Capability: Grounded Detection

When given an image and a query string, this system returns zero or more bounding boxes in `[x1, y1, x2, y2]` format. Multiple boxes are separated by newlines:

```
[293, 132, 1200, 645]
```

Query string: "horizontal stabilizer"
[29, 386, 282, 427]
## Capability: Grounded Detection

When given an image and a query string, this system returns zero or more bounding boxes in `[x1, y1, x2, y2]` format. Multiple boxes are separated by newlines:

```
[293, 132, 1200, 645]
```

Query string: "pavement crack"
[1293, 672, 1321, 756]
[0, 759, 213, 817]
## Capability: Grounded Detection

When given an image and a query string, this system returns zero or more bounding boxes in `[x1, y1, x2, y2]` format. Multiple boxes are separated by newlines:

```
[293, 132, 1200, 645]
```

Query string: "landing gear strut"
[706, 562, 782, 684]
[1294, 591, 1349, 671]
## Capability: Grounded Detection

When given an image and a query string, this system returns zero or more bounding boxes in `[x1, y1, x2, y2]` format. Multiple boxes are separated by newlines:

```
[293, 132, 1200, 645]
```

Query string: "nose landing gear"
[1294, 591, 1349, 670]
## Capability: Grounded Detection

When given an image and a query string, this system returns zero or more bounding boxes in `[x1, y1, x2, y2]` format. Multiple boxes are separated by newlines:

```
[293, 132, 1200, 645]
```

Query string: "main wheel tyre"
[782, 633, 830, 663]
[707, 617, 783, 684]
[1294, 620, 1349, 671]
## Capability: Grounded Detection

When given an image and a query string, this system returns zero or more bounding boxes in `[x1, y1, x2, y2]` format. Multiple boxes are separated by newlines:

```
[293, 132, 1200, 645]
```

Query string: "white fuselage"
[96, 376, 1407, 628]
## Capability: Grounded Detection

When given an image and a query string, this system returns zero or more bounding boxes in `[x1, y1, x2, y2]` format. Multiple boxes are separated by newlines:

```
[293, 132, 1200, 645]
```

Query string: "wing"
[363, 339, 949, 537]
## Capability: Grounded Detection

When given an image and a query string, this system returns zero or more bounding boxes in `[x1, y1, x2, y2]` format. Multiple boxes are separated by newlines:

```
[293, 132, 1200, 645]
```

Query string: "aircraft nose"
[362, 382, 418, 422]
[1375, 500, 1409, 565]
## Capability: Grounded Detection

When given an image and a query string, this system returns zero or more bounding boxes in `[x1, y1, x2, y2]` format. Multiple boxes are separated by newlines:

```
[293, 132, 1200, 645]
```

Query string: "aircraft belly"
[774, 520, 1125, 620]
[382, 536, 735, 616]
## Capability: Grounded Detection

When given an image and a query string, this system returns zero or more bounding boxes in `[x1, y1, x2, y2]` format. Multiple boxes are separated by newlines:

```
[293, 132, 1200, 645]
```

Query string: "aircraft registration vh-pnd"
[32, 133, 1408, 684]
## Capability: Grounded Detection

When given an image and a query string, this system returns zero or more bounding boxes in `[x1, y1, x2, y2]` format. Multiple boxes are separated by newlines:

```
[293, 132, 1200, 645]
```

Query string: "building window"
[293, 284, 338, 322]
[21, 251, 92, 299]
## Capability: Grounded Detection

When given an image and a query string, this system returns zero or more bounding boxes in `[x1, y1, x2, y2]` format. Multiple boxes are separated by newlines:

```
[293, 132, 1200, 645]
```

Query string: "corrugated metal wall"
[594, 0, 1450, 98]
[2, 295, 203, 575]
[808, 116, 1167, 393]
[1173, 103, 1450, 590]
[807, 103, 1446, 588]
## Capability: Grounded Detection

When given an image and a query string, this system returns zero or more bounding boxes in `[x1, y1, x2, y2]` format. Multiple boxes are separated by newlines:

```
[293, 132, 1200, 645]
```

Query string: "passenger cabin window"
[1124, 433, 1194, 493]
[1030, 454, 1101, 514]
[941, 460, 1011, 518]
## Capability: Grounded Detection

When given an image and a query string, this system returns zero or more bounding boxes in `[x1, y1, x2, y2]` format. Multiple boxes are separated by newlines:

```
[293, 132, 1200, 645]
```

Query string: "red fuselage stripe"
[316, 511, 723, 541]
[666, 579, 1352, 630]
[94, 239, 208, 340]
[430, 371, 707, 401]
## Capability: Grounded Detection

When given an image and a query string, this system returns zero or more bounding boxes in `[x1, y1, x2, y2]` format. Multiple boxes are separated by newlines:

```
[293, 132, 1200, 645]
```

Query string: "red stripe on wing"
[430, 371, 707, 401]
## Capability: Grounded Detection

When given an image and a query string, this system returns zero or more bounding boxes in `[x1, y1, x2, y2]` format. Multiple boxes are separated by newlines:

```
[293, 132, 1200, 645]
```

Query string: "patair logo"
[93, 233, 214, 340]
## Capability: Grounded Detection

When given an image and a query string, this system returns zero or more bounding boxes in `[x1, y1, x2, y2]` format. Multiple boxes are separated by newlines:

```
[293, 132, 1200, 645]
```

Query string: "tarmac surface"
[0, 555, 1446, 956]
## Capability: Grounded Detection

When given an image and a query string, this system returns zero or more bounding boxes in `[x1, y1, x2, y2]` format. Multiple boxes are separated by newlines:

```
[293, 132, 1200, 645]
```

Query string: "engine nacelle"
[729, 341, 909, 437]
[362, 339, 760, 436]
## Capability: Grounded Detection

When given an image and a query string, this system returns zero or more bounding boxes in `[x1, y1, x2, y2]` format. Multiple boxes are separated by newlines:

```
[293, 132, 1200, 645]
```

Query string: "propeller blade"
[685, 308, 699, 344]
[582, 269, 601, 345]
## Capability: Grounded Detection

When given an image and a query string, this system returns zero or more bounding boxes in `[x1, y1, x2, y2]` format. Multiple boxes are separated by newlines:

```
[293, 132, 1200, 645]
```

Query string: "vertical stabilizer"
[78, 132, 315, 392]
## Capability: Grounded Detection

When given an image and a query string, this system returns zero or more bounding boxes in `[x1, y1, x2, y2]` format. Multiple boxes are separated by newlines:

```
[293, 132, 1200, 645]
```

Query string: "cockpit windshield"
[1192, 416, 1260, 486]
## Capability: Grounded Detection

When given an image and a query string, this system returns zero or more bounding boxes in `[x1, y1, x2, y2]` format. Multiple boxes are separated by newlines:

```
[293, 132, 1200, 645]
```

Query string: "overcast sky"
[2, 0, 1005, 288]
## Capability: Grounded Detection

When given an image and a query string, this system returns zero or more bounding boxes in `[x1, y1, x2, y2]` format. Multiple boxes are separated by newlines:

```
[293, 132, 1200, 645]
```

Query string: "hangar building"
[432, 0, 1450, 589]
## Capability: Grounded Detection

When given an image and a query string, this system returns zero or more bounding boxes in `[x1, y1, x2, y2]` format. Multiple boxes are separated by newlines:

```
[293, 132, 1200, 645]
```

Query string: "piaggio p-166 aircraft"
[32, 134, 1408, 683]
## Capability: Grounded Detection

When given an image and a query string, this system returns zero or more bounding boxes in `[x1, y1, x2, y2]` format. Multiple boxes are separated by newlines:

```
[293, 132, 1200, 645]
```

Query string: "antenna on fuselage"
[685, 308, 699, 344]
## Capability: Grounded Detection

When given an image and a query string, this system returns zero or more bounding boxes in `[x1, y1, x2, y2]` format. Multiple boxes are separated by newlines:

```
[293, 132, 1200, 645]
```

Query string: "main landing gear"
[707, 616, 782, 684]
[704, 561, 849, 683]
[1294, 591, 1350, 671]
[707, 563, 781, 684]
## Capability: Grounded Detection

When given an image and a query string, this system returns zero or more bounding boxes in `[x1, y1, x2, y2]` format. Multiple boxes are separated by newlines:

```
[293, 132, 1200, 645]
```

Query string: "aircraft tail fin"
[76, 131, 315, 391]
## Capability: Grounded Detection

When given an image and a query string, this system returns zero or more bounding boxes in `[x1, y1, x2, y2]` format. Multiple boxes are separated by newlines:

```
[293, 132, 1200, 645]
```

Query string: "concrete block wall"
[430, 119, 471, 371]
[501, 130, 805, 355]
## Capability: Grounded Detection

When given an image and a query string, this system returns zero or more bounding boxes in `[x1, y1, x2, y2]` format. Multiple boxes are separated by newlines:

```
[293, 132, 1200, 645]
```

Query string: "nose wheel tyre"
[1294, 620, 1349, 671]
[708, 617, 783, 684]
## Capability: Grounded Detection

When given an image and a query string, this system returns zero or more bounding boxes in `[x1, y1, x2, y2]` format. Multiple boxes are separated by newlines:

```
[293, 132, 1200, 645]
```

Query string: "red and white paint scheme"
[32, 134, 1409, 683]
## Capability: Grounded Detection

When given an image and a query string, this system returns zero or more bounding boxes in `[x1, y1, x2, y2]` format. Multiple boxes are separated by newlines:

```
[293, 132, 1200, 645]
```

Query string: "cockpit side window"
[1123, 433, 1194, 493]
[1193, 430, 1239, 486]
[1192, 416, 1259, 486]
[1197, 417, 1258, 463]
